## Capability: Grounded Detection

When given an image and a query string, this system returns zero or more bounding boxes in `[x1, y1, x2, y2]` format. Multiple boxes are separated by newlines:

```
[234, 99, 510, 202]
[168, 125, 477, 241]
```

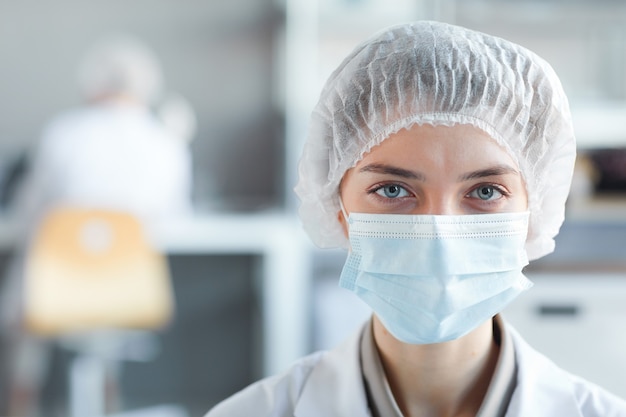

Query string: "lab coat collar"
[506, 324, 583, 417]
[294, 326, 371, 417]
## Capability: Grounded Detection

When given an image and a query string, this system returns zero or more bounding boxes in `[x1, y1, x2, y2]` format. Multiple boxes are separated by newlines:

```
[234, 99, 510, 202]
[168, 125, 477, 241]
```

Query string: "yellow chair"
[21, 207, 175, 417]
[23, 207, 174, 335]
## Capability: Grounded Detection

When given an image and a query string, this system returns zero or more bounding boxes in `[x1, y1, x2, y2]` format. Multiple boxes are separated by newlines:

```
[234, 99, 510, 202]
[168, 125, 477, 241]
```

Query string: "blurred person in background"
[0, 34, 194, 416]
[206, 21, 626, 416]
[13, 33, 194, 231]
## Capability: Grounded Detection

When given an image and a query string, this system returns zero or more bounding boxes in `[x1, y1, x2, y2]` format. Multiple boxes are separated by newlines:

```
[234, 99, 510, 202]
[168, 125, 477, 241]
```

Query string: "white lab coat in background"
[14, 102, 193, 236]
[205, 320, 626, 417]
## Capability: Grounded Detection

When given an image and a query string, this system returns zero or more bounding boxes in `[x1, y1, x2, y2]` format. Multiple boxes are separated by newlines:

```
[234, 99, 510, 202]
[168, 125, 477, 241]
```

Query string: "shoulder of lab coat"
[506, 322, 626, 417]
[204, 323, 370, 417]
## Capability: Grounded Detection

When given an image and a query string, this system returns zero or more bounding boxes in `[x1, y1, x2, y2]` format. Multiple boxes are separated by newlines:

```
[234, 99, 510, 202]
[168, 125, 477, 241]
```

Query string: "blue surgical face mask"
[339, 210, 532, 345]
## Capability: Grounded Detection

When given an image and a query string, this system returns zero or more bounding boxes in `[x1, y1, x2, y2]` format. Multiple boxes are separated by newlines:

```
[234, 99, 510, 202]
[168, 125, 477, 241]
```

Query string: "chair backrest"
[23, 207, 174, 336]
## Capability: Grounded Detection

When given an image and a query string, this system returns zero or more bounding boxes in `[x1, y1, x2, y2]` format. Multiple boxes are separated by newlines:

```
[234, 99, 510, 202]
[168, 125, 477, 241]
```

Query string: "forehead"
[354, 123, 518, 170]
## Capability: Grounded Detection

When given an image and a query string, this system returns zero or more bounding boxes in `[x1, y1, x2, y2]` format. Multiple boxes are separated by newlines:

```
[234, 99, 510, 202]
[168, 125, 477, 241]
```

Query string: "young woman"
[206, 21, 626, 416]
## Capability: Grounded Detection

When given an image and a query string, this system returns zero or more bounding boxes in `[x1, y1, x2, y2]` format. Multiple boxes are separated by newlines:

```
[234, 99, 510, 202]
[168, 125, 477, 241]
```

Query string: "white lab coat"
[205, 321, 626, 417]
[13, 102, 193, 236]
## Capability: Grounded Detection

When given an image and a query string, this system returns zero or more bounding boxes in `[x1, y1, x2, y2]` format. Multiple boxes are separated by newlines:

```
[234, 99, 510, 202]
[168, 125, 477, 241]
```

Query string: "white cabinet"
[503, 272, 626, 399]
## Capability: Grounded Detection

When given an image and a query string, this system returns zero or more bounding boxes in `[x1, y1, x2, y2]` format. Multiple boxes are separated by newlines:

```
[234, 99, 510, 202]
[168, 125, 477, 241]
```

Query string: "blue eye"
[470, 185, 503, 201]
[375, 184, 408, 198]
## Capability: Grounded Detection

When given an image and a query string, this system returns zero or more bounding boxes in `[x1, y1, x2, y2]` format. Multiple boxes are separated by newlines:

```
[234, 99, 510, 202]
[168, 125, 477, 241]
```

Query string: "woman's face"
[338, 123, 528, 232]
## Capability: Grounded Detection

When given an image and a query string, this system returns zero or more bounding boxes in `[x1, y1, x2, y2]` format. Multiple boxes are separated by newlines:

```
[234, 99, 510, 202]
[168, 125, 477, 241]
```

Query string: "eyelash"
[367, 182, 511, 202]
[466, 183, 511, 202]
[368, 182, 412, 200]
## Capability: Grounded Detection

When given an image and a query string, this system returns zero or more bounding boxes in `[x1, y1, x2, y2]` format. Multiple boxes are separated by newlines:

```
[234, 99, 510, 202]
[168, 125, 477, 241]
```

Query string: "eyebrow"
[358, 162, 519, 182]
[358, 163, 426, 180]
[458, 164, 520, 181]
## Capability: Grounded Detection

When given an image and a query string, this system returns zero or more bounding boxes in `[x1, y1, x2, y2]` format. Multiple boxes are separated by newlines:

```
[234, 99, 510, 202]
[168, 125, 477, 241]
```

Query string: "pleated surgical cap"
[294, 21, 576, 261]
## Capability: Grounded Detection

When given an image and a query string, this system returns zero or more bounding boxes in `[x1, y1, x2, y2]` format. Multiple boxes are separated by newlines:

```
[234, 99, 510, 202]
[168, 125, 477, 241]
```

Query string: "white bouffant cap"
[294, 21, 576, 261]
[77, 34, 164, 104]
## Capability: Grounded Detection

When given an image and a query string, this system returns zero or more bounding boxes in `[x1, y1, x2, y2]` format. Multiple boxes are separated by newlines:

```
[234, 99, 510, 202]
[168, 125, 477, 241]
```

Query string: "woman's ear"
[338, 209, 349, 239]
